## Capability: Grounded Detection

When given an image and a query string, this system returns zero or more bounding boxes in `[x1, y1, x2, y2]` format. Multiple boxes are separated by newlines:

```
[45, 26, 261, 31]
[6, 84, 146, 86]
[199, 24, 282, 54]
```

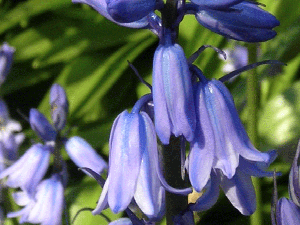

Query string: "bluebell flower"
[0, 43, 15, 86]
[29, 108, 57, 142]
[72, 0, 155, 28]
[272, 141, 300, 225]
[173, 210, 195, 225]
[187, 1, 279, 42]
[0, 144, 51, 196]
[187, 65, 276, 214]
[93, 108, 165, 220]
[105, 0, 156, 23]
[7, 173, 64, 225]
[64, 136, 107, 174]
[109, 218, 133, 225]
[0, 99, 24, 164]
[189, 152, 277, 215]
[50, 83, 69, 131]
[153, 29, 196, 144]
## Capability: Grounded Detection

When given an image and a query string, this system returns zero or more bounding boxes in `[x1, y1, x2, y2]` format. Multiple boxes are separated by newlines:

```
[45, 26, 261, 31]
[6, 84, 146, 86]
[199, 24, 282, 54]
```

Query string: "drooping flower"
[189, 152, 277, 215]
[153, 29, 196, 144]
[0, 43, 15, 86]
[64, 136, 107, 174]
[190, 0, 243, 9]
[93, 105, 165, 220]
[7, 173, 64, 225]
[187, 1, 280, 42]
[187, 65, 277, 214]
[271, 140, 300, 225]
[0, 144, 51, 196]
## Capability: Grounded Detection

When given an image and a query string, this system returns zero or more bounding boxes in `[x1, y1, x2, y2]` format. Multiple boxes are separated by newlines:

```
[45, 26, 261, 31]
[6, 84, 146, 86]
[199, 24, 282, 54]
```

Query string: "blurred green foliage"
[1, 0, 300, 224]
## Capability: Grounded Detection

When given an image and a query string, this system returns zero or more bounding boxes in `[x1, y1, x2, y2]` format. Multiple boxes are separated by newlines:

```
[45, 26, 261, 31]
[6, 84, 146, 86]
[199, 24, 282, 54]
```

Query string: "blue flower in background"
[153, 29, 196, 144]
[64, 136, 107, 175]
[222, 45, 248, 73]
[0, 43, 14, 86]
[7, 173, 64, 225]
[272, 141, 300, 225]
[50, 83, 69, 132]
[0, 144, 51, 196]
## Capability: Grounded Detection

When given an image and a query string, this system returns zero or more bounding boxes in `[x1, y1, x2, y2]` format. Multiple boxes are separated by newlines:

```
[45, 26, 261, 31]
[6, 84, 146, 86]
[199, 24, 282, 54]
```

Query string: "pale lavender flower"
[222, 45, 248, 74]
[0, 144, 51, 196]
[0, 43, 15, 86]
[7, 173, 64, 225]
[153, 29, 196, 144]
[187, 65, 276, 215]
[64, 136, 107, 174]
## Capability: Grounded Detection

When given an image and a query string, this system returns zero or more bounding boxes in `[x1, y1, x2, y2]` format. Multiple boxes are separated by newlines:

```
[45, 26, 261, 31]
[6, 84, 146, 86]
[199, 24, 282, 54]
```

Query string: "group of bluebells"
[0, 0, 299, 224]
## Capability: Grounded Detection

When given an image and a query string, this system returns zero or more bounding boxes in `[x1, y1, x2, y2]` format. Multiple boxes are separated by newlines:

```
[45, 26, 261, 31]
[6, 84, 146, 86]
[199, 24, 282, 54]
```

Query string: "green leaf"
[259, 81, 300, 149]
[0, 0, 71, 34]
[66, 176, 122, 225]
[38, 32, 156, 121]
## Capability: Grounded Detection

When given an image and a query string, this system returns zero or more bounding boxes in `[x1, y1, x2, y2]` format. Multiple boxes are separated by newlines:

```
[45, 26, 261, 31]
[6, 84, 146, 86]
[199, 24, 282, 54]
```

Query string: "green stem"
[246, 43, 263, 225]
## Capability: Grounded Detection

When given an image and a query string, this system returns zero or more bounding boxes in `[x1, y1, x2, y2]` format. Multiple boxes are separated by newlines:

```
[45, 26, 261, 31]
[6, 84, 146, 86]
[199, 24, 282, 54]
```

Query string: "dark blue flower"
[187, 1, 279, 42]
[105, 0, 156, 23]
[72, 0, 153, 28]
[190, 0, 243, 9]
[153, 30, 196, 144]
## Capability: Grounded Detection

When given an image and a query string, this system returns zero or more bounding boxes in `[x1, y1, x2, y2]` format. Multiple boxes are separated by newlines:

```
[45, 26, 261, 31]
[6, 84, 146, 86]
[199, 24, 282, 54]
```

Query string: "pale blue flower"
[153, 29, 196, 144]
[93, 108, 165, 220]
[7, 173, 64, 225]
[0, 144, 51, 196]
[64, 136, 107, 174]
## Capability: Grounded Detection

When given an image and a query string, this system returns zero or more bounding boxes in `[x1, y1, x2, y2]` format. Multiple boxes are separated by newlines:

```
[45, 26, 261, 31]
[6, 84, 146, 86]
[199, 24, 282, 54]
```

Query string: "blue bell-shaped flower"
[153, 29, 196, 144]
[93, 95, 165, 220]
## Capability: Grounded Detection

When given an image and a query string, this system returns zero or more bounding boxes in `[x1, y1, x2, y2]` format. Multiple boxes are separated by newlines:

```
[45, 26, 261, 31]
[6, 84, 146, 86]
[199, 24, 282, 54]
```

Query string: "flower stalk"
[246, 43, 263, 225]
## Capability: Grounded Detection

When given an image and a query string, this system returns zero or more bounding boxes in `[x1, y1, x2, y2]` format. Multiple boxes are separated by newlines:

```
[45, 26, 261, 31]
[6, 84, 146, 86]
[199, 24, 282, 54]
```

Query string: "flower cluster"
[0, 43, 24, 222]
[0, 81, 107, 224]
[71, 0, 281, 224]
